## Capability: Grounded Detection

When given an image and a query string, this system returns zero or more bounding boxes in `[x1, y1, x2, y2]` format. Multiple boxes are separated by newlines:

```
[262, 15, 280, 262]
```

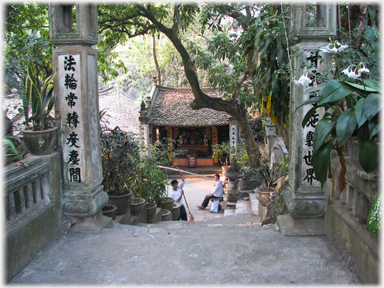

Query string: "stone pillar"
[49, 4, 110, 231]
[167, 127, 173, 163]
[265, 121, 277, 156]
[212, 126, 218, 163]
[278, 3, 336, 235]
[140, 124, 149, 150]
[229, 117, 239, 152]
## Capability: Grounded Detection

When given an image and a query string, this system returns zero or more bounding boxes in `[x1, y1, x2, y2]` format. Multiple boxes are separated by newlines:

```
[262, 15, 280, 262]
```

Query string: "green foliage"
[22, 58, 56, 131]
[300, 78, 380, 183]
[4, 136, 25, 165]
[367, 194, 381, 235]
[130, 153, 168, 204]
[5, 4, 53, 88]
[250, 6, 291, 124]
[211, 141, 235, 166]
[100, 126, 141, 193]
[100, 120, 171, 202]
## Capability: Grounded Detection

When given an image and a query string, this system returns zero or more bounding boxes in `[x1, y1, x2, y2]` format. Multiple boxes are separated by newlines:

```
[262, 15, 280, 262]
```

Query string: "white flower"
[293, 73, 312, 87]
[342, 65, 352, 76]
[336, 41, 349, 52]
[358, 63, 370, 74]
[320, 41, 349, 54]
[320, 44, 332, 53]
[348, 68, 360, 80]
[330, 46, 338, 53]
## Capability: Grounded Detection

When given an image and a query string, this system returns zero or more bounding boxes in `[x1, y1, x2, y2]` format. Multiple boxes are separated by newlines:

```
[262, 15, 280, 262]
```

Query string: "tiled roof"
[146, 86, 231, 127]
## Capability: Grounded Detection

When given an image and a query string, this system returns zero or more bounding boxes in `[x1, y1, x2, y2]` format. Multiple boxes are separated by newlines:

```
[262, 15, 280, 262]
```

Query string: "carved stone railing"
[5, 153, 62, 282]
[325, 140, 379, 284]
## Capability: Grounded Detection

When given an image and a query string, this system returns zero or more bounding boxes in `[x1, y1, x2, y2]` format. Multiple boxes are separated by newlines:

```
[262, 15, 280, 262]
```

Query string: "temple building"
[138, 84, 239, 167]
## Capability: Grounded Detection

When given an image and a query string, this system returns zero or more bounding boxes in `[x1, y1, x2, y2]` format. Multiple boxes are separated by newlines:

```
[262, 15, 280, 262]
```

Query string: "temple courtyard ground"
[9, 177, 361, 285]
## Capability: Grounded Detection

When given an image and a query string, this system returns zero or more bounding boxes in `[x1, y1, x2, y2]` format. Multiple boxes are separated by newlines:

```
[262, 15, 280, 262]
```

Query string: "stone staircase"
[223, 191, 259, 217]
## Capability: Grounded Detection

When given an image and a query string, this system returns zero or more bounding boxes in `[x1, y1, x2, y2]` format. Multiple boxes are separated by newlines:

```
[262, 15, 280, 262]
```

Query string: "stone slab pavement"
[9, 177, 361, 285]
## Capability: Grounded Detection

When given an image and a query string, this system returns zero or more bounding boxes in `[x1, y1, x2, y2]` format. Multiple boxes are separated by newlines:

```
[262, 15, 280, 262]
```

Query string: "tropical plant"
[297, 55, 380, 188]
[100, 126, 141, 195]
[130, 153, 168, 204]
[4, 136, 25, 165]
[22, 58, 56, 131]
[5, 4, 53, 88]
[211, 141, 235, 166]
[149, 138, 183, 166]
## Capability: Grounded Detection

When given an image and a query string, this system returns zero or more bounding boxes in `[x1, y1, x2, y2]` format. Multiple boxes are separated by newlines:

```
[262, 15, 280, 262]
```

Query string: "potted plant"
[100, 125, 140, 215]
[131, 146, 169, 222]
[254, 161, 278, 206]
[212, 141, 236, 175]
[19, 58, 58, 155]
[101, 204, 118, 220]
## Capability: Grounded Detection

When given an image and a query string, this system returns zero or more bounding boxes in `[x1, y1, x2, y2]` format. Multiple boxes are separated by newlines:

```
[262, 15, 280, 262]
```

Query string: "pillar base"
[283, 185, 325, 219]
[277, 213, 326, 236]
[71, 210, 112, 233]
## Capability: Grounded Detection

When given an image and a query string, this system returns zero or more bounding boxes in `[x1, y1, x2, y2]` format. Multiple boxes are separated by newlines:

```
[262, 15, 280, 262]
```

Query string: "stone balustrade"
[5, 153, 62, 282]
[325, 142, 379, 284]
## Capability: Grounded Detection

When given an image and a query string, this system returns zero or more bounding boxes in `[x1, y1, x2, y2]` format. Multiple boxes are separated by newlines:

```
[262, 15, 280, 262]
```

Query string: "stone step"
[235, 199, 249, 215]
[248, 192, 259, 215]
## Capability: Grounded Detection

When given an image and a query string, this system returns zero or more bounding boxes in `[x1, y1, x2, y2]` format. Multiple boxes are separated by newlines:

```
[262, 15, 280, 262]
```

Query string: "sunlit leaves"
[367, 194, 381, 235]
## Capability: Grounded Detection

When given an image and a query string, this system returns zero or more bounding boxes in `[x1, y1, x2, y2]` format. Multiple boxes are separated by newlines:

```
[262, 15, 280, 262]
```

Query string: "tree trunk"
[152, 32, 161, 85]
[236, 106, 261, 167]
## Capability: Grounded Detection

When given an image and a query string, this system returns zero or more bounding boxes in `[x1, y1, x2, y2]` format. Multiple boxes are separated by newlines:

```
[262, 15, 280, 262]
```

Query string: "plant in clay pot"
[212, 141, 236, 173]
[254, 161, 278, 206]
[100, 124, 141, 215]
[19, 57, 58, 155]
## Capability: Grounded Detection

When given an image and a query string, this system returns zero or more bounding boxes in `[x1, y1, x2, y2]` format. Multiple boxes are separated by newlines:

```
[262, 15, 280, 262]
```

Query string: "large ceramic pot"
[20, 127, 58, 155]
[108, 189, 132, 215]
[161, 209, 171, 221]
[146, 202, 157, 223]
[158, 196, 174, 212]
[102, 205, 117, 220]
[130, 197, 145, 215]
[255, 187, 274, 207]
[172, 201, 181, 221]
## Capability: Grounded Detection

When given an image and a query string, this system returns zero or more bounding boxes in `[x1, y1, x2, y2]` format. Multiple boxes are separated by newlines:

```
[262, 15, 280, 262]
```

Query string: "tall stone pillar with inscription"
[49, 4, 110, 231]
[277, 3, 337, 235]
[229, 117, 239, 152]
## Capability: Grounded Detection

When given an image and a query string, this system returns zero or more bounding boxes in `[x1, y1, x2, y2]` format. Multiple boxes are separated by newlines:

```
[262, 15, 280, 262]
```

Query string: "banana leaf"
[313, 119, 336, 151]
[336, 108, 357, 147]
[318, 80, 354, 105]
[312, 140, 334, 185]
[359, 139, 378, 173]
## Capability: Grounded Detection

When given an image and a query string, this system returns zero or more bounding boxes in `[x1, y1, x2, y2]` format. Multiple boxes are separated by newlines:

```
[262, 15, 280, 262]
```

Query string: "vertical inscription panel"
[57, 54, 84, 185]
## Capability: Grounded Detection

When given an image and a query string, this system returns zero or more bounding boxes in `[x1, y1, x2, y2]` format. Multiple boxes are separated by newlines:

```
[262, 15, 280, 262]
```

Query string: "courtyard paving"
[9, 177, 361, 285]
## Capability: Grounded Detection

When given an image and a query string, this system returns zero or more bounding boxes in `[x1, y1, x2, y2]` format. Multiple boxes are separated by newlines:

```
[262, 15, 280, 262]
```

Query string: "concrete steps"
[223, 191, 259, 217]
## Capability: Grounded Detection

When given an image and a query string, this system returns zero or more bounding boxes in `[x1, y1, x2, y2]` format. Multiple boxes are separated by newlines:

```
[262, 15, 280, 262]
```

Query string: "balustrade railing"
[327, 147, 379, 237]
[5, 158, 54, 234]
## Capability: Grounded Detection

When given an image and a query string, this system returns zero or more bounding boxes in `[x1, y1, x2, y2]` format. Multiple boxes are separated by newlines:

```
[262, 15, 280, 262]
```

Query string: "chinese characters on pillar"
[141, 125, 146, 146]
[302, 91, 319, 185]
[230, 125, 237, 149]
[59, 54, 82, 183]
[302, 50, 323, 186]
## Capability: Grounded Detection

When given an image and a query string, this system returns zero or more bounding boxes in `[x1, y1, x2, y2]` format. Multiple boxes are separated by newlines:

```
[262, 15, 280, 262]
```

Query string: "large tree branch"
[134, 3, 240, 116]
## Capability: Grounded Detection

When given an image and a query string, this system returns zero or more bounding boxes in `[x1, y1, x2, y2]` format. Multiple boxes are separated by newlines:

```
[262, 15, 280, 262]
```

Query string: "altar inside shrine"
[177, 144, 209, 155]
